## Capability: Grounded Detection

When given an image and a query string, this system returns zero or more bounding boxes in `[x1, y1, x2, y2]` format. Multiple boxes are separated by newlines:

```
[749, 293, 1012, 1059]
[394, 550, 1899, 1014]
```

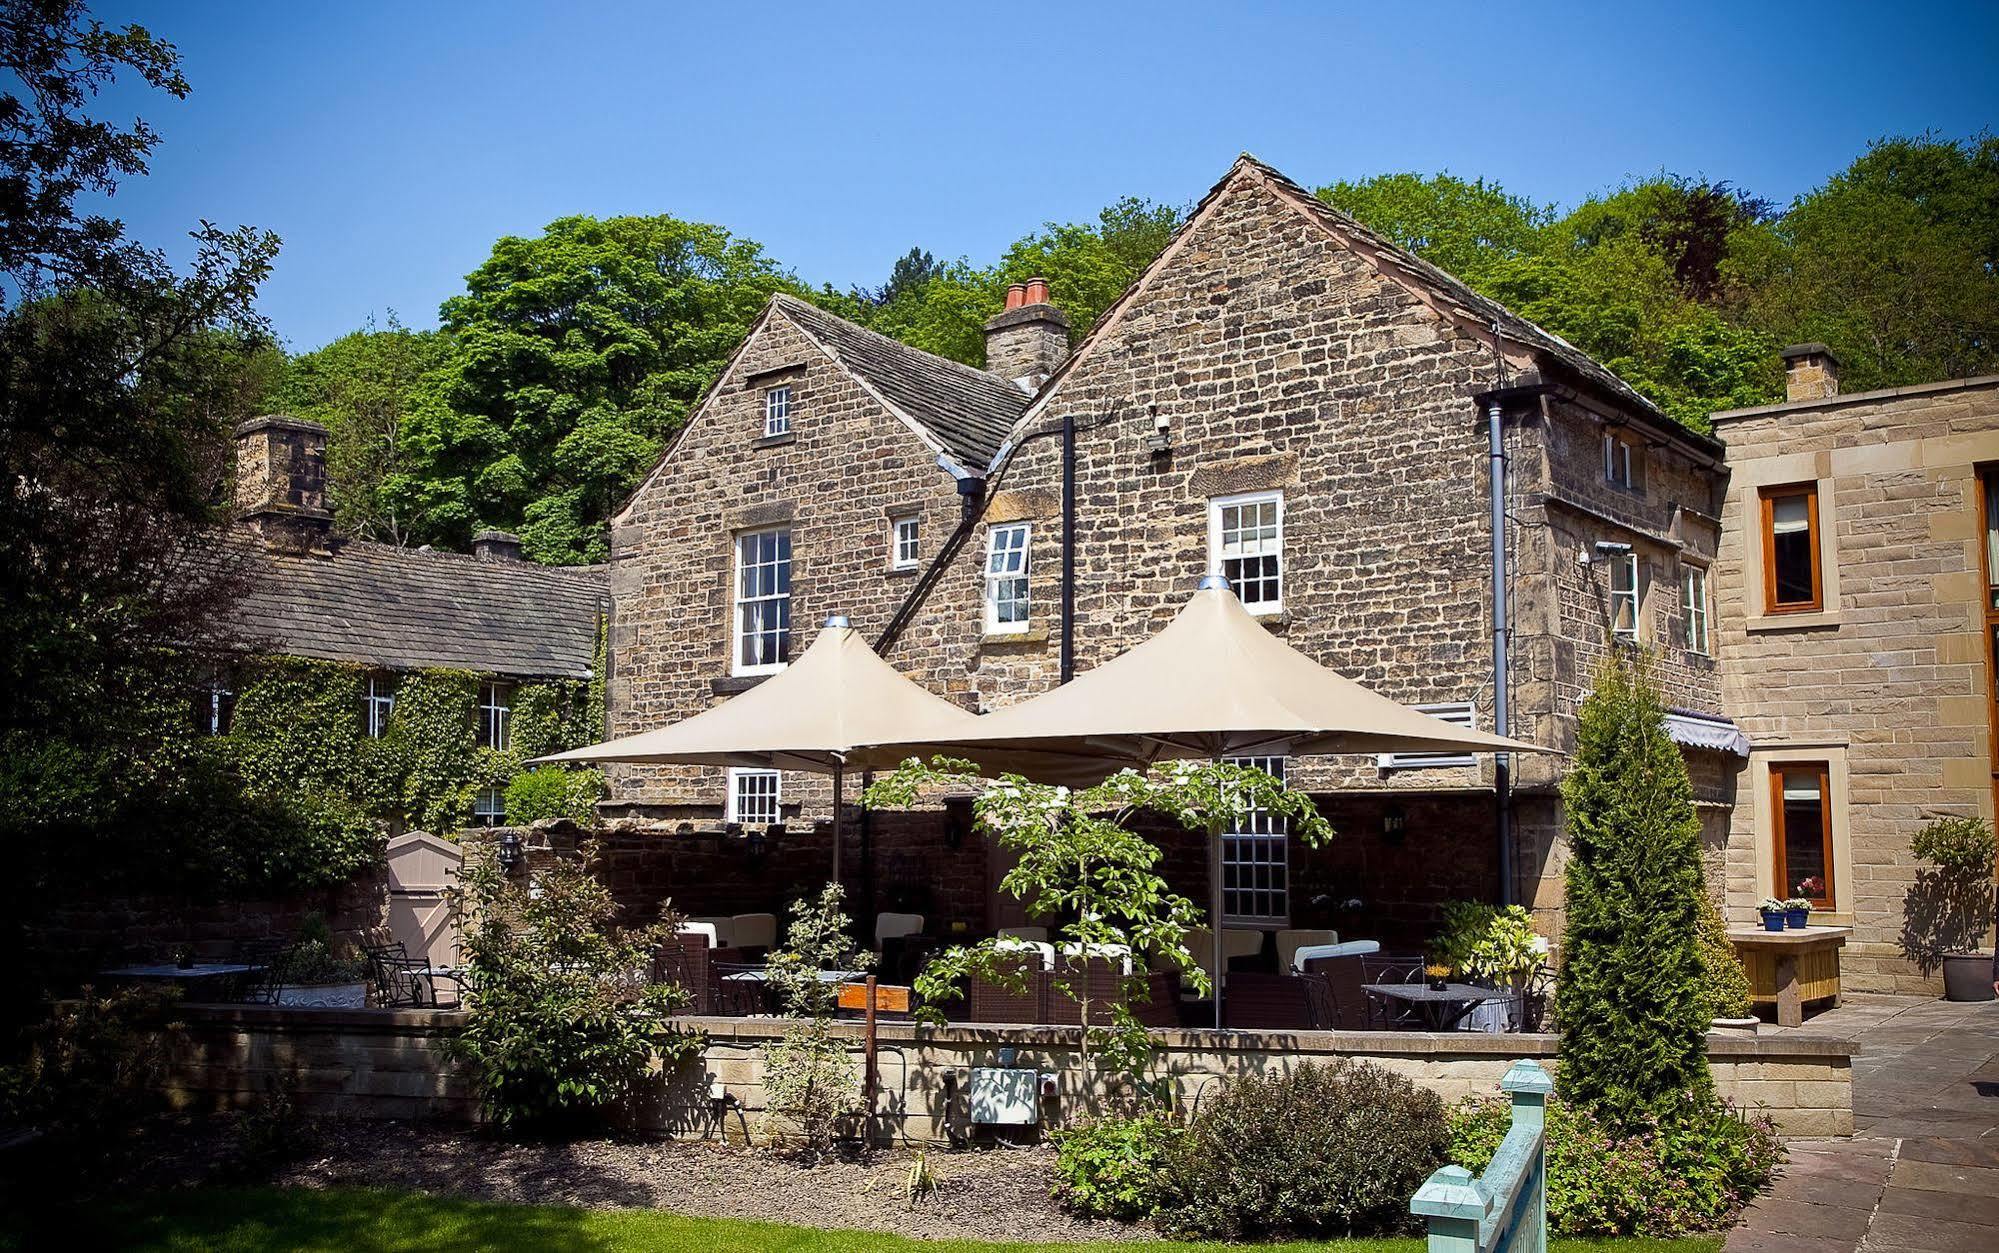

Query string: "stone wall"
[161, 1005, 1855, 1140]
[1710, 376, 1999, 992]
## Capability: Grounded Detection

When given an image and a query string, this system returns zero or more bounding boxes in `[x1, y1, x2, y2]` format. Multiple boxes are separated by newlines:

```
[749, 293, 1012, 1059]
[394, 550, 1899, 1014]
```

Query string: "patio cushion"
[1290, 939, 1380, 970]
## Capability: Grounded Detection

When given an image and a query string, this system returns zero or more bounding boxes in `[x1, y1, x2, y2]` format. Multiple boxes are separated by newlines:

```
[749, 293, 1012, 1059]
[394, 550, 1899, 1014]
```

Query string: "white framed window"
[364, 673, 396, 739]
[1379, 702, 1478, 770]
[1222, 755, 1289, 924]
[1610, 551, 1642, 641]
[478, 682, 512, 750]
[1208, 491, 1283, 614]
[891, 515, 920, 570]
[984, 522, 1030, 634]
[733, 528, 792, 674]
[1682, 564, 1711, 656]
[195, 683, 235, 737]
[472, 787, 506, 827]
[1603, 432, 1635, 488]
[763, 385, 791, 438]
[727, 768, 781, 825]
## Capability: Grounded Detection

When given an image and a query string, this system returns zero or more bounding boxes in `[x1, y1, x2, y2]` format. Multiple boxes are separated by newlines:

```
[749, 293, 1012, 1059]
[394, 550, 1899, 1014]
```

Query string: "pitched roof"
[1012, 154, 1718, 458]
[773, 294, 1029, 471]
[218, 531, 607, 679]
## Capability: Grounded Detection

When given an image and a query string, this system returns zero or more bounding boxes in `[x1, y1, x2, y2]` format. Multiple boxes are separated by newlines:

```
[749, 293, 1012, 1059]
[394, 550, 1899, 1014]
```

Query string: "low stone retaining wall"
[163, 1006, 1855, 1140]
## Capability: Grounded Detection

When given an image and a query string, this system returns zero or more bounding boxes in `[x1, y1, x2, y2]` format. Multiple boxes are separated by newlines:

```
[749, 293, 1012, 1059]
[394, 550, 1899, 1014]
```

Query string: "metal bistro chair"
[1359, 952, 1428, 1030]
[234, 939, 290, 1005]
[364, 938, 465, 1008]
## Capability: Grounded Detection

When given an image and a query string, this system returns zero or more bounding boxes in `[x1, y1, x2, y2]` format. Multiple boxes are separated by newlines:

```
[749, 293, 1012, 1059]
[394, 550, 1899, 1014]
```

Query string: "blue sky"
[94, 2, 1998, 354]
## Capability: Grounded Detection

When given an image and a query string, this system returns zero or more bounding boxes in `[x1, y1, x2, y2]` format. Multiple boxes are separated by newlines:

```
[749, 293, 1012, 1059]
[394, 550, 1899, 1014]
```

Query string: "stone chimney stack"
[983, 276, 1070, 392]
[233, 415, 333, 554]
[1781, 343, 1840, 403]
[472, 530, 526, 562]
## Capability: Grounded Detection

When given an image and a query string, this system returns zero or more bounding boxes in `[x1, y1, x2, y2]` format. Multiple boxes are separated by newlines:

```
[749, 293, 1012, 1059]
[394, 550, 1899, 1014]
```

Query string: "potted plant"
[1424, 962, 1452, 991]
[273, 914, 369, 1008]
[1758, 898, 1788, 933]
[1908, 816, 1996, 1003]
[1783, 894, 1813, 929]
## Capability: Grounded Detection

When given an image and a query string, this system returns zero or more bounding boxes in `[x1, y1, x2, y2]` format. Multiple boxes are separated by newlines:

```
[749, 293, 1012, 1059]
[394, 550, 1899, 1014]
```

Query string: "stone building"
[1710, 355, 1999, 991]
[219, 415, 609, 826]
[603, 156, 1739, 949]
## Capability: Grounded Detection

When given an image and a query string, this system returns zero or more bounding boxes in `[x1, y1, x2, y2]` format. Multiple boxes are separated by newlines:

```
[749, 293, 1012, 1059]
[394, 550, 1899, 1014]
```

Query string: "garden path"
[1724, 994, 1999, 1253]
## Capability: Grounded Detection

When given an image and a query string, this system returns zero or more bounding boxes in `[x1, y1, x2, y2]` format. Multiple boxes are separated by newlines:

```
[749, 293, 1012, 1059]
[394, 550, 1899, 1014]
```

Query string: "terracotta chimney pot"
[1003, 282, 1027, 311]
[1024, 277, 1050, 306]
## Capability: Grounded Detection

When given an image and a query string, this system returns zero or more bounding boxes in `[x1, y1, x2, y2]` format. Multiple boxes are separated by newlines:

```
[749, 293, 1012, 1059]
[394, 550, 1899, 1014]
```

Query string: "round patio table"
[1362, 981, 1505, 1031]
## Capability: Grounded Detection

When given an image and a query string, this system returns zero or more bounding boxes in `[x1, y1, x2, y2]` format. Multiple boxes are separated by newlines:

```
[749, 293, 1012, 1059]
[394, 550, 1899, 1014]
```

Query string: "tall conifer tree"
[1556, 653, 1713, 1126]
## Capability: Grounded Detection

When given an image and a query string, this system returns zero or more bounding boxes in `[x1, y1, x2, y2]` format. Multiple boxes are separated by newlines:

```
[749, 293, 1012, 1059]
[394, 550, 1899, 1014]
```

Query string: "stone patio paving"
[1725, 994, 1999, 1253]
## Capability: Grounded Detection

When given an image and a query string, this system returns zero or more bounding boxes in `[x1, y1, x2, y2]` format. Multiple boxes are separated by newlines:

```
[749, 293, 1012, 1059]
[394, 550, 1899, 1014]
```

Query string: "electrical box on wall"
[969, 1067, 1040, 1125]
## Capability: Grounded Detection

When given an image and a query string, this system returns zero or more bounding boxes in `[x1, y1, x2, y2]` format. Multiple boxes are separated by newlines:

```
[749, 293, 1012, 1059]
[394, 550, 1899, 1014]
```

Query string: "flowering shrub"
[1052, 1112, 1187, 1221]
[1431, 902, 1548, 983]
[1447, 1090, 1782, 1236]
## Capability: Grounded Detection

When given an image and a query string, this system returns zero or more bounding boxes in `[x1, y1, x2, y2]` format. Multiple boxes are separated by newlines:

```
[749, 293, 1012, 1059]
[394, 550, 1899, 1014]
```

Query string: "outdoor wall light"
[1381, 805, 1407, 843]
[744, 829, 768, 862]
[496, 830, 524, 872]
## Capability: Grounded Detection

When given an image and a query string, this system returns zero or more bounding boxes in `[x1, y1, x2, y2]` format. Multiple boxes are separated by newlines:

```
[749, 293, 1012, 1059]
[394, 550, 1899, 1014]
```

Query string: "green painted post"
[1410, 1164, 1486, 1253]
[1500, 1059, 1553, 1253]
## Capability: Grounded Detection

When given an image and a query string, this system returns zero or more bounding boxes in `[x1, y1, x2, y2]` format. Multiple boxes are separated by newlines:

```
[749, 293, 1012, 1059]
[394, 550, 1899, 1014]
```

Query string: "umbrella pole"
[832, 762, 844, 890]
[1209, 816, 1225, 1030]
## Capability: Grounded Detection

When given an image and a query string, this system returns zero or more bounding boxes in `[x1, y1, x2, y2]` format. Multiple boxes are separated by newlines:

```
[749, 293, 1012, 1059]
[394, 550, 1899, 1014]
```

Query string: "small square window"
[892, 516, 920, 570]
[472, 787, 506, 827]
[728, 768, 780, 825]
[1208, 491, 1284, 614]
[763, 386, 791, 438]
[1603, 432, 1636, 489]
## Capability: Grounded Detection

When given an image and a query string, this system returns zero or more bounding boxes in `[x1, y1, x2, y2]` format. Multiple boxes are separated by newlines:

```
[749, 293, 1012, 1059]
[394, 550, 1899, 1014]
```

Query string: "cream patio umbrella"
[905, 575, 1555, 1025]
[534, 615, 1115, 882]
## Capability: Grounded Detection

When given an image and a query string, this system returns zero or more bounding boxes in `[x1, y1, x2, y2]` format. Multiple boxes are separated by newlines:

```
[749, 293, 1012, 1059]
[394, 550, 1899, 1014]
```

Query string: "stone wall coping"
[1710, 372, 1999, 423]
[175, 1005, 1856, 1061]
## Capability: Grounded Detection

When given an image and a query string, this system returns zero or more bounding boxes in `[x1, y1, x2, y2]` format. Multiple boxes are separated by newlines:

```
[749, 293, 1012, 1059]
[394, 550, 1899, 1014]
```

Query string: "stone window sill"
[886, 566, 919, 579]
[753, 433, 795, 450]
[711, 674, 770, 695]
[980, 628, 1049, 649]
[1745, 610, 1842, 633]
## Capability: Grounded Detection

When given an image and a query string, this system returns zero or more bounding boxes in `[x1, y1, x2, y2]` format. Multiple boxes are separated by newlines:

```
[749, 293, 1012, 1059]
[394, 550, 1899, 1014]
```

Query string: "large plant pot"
[1785, 908, 1810, 929]
[1760, 913, 1786, 933]
[1710, 1016, 1760, 1037]
[1941, 953, 1995, 1003]
[276, 981, 368, 1009]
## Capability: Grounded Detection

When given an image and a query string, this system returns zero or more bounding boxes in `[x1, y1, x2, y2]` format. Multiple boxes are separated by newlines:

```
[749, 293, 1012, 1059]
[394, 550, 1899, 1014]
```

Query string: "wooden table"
[1728, 925, 1850, 1027]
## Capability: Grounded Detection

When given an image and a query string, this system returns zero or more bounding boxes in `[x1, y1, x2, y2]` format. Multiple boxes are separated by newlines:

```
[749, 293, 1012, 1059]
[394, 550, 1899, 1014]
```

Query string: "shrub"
[1431, 901, 1548, 984]
[1155, 1059, 1447, 1239]
[1052, 1112, 1187, 1222]
[1557, 653, 1713, 1126]
[449, 841, 697, 1133]
[1448, 1090, 1782, 1236]
[1694, 884, 1752, 1019]
[1912, 815, 1996, 880]
[760, 884, 872, 1152]
[0, 985, 181, 1154]
[275, 912, 366, 984]
[503, 766, 605, 825]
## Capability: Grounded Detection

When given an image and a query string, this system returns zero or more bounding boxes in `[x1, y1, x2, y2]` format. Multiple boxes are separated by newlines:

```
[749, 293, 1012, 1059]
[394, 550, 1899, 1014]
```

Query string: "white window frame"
[1207, 490, 1284, 615]
[477, 681, 512, 751]
[763, 385, 791, 438]
[364, 673, 396, 739]
[1610, 551, 1642, 641]
[1603, 432, 1634, 489]
[733, 528, 792, 676]
[984, 522, 1031, 634]
[1682, 563, 1711, 656]
[1379, 702, 1478, 770]
[1222, 755, 1289, 926]
[472, 786, 506, 827]
[727, 768, 781, 825]
[891, 515, 920, 570]
[198, 683, 234, 737]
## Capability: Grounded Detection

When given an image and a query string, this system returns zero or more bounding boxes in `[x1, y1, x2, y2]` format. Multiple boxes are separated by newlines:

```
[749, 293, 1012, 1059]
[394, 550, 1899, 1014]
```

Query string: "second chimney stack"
[983, 276, 1069, 392]
[1781, 343, 1840, 403]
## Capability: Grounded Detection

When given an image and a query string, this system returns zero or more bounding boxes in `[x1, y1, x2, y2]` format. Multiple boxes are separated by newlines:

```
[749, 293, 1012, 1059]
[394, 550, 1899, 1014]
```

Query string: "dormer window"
[763, 385, 792, 438]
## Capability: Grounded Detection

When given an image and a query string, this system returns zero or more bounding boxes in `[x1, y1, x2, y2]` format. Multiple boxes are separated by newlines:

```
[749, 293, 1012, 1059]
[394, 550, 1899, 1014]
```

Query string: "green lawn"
[2, 1185, 1727, 1253]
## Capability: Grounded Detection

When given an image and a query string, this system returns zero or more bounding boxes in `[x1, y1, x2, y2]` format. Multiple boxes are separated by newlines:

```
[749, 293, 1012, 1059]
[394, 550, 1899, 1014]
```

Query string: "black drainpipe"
[1060, 410, 1077, 683]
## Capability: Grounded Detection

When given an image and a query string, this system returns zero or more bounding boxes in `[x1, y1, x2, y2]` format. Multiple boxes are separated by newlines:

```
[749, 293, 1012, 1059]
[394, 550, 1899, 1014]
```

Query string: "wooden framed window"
[1760, 484, 1822, 613]
[1208, 490, 1284, 614]
[763, 385, 792, 438]
[1980, 470, 1999, 801]
[1682, 564, 1711, 655]
[984, 522, 1030, 633]
[891, 515, 920, 570]
[733, 528, 792, 675]
[1771, 763, 1834, 909]
[472, 787, 506, 827]
[1602, 432, 1636, 489]
[1221, 755, 1289, 924]
[364, 673, 397, 739]
[477, 682, 512, 750]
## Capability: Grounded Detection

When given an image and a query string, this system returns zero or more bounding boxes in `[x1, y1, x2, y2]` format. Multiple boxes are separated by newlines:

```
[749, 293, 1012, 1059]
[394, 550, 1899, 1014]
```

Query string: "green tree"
[273, 316, 456, 546]
[1318, 171, 1551, 283]
[1556, 653, 1713, 1127]
[430, 214, 805, 563]
[1742, 132, 1999, 391]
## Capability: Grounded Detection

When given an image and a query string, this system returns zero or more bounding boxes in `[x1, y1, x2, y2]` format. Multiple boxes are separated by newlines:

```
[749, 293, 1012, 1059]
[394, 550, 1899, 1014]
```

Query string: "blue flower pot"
[1785, 908, 1810, 929]
[1761, 913, 1786, 932]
